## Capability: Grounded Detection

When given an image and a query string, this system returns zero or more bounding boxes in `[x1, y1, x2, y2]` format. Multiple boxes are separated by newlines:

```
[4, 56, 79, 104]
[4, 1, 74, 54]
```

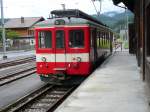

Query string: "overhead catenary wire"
[91, 0, 99, 16]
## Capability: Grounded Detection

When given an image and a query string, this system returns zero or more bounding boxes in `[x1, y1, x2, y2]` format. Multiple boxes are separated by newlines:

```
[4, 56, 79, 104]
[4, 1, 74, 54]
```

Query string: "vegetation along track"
[0, 62, 36, 86]
[0, 56, 35, 69]
[0, 84, 77, 112]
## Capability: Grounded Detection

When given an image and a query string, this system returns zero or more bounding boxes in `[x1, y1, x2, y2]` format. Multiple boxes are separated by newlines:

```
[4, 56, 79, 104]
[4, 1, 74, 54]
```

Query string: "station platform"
[0, 50, 35, 60]
[55, 51, 150, 112]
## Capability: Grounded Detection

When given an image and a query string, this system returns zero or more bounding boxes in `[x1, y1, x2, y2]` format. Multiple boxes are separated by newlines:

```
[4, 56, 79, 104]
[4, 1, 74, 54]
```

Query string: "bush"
[124, 41, 129, 49]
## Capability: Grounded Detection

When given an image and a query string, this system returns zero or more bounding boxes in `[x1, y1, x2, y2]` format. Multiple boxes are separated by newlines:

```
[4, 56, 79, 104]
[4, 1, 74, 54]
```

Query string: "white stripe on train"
[36, 53, 89, 62]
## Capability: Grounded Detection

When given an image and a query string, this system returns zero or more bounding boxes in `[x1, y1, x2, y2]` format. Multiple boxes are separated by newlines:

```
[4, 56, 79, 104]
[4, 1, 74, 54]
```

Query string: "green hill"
[92, 10, 134, 32]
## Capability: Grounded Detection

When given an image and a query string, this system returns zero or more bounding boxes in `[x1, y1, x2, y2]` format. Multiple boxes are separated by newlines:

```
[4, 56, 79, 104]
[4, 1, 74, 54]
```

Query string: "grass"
[124, 41, 129, 49]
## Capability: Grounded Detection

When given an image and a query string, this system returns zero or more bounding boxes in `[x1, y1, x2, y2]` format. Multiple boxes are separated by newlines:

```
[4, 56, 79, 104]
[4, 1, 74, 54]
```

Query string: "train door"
[93, 28, 98, 61]
[90, 28, 97, 63]
[54, 28, 66, 70]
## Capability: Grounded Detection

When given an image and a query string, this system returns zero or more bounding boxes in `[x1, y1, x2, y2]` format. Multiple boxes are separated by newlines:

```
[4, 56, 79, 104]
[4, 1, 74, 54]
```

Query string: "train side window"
[38, 31, 52, 48]
[56, 30, 65, 48]
[99, 31, 101, 48]
[97, 31, 99, 47]
[106, 33, 108, 45]
[69, 30, 84, 48]
[90, 30, 93, 48]
[104, 32, 106, 45]
[102, 32, 104, 46]
[104, 33, 106, 45]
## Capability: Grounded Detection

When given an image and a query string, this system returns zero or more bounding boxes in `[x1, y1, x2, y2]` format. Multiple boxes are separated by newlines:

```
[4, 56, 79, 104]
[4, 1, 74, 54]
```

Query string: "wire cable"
[91, 0, 99, 16]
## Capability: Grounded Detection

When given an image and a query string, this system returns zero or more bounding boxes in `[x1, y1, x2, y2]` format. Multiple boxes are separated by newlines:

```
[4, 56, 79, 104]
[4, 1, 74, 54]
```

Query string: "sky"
[2, 0, 125, 18]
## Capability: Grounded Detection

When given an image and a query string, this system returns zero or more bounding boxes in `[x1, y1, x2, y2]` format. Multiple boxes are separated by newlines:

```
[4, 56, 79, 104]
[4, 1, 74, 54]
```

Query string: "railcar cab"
[35, 9, 112, 84]
[35, 24, 91, 79]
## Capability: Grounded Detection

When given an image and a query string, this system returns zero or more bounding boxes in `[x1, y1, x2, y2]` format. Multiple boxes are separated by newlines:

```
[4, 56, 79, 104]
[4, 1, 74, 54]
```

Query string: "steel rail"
[0, 56, 35, 69]
[0, 85, 77, 112]
[0, 62, 35, 79]
[0, 84, 52, 112]
[0, 67, 36, 86]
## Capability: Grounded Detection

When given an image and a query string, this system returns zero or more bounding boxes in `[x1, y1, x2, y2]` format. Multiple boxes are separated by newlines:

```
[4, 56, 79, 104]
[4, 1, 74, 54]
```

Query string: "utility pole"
[0, 0, 7, 59]
[61, 4, 66, 10]
[125, 8, 128, 41]
[125, 8, 129, 41]
[117, 5, 128, 41]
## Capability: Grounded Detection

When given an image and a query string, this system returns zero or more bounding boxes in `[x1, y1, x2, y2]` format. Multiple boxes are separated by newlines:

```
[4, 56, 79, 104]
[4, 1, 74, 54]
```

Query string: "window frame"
[38, 30, 52, 49]
[68, 29, 85, 48]
[66, 27, 89, 53]
[35, 28, 54, 53]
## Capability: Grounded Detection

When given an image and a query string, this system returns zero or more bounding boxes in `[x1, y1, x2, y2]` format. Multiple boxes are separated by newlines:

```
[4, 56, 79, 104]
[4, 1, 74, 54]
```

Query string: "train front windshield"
[38, 31, 52, 48]
[37, 29, 85, 50]
[56, 30, 65, 48]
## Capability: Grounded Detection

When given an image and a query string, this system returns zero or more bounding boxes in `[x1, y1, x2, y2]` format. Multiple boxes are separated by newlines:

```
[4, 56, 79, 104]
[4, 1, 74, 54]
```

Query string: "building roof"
[4, 17, 44, 28]
[112, 0, 135, 12]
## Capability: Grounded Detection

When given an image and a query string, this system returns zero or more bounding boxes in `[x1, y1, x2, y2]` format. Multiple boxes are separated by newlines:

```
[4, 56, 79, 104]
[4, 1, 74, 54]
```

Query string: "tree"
[6, 30, 19, 39]
[0, 29, 19, 41]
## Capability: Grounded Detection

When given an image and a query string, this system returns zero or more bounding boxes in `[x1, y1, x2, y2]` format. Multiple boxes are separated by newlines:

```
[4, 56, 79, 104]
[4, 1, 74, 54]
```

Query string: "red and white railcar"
[35, 9, 113, 84]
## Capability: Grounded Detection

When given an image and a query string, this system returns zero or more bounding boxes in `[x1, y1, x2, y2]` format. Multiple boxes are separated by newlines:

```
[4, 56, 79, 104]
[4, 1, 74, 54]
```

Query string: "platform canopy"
[112, 0, 135, 12]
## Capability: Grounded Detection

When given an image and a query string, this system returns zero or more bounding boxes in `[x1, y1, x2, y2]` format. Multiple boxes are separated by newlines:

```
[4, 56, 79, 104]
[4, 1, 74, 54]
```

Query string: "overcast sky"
[2, 0, 125, 18]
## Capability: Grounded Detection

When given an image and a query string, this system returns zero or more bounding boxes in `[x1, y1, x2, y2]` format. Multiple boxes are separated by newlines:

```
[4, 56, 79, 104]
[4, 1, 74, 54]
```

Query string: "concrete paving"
[55, 51, 150, 112]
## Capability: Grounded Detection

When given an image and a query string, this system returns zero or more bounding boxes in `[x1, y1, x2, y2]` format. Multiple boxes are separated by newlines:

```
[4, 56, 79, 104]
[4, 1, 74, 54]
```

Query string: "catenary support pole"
[0, 0, 7, 59]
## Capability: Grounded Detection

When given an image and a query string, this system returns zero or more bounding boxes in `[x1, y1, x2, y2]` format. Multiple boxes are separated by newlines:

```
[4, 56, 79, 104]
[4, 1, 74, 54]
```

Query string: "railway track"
[0, 62, 36, 86]
[0, 56, 35, 69]
[0, 84, 77, 112]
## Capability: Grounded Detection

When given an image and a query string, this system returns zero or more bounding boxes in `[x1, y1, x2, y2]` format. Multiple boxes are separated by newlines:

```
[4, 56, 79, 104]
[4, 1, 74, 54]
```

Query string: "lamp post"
[0, 0, 7, 59]
[125, 8, 129, 41]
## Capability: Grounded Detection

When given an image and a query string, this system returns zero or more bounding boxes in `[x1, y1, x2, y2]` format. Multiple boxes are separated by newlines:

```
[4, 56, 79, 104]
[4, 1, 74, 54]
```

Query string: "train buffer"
[55, 51, 150, 112]
[53, 68, 67, 74]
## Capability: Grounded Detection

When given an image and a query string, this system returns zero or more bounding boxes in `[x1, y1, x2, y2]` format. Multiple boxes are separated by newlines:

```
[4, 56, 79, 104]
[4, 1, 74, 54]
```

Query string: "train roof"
[35, 17, 97, 26]
[35, 9, 111, 31]
[51, 9, 104, 25]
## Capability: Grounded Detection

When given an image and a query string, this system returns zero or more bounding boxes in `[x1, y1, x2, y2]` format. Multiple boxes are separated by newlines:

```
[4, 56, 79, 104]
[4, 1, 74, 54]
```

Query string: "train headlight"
[41, 57, 47, 62]
[76, 57, 81, 62]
